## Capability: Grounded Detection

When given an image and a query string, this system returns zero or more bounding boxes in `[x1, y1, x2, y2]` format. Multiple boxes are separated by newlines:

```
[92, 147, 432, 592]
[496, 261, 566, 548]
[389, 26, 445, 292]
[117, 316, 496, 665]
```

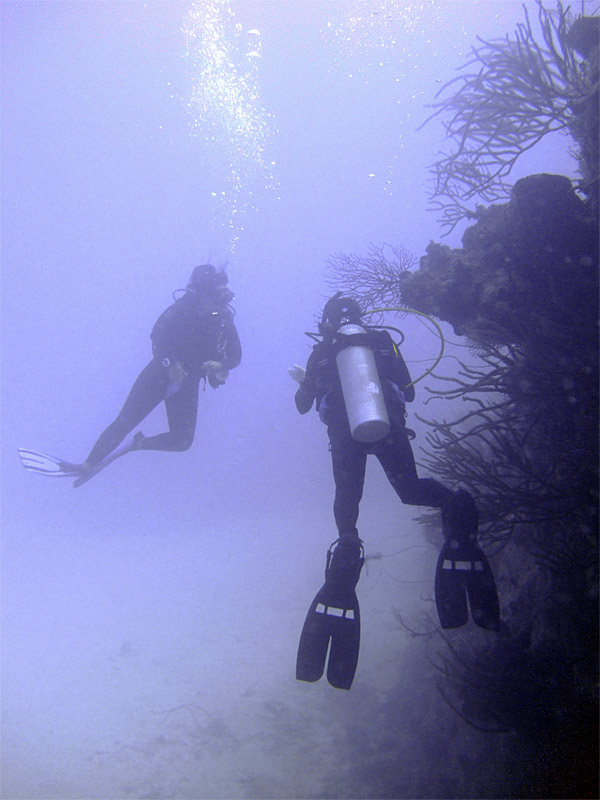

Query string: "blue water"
[1, 2, 580, 798]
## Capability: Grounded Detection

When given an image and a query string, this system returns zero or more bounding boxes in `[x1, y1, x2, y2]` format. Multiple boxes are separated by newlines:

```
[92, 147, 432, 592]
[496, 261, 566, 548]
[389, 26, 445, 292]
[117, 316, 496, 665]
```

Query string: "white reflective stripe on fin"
[22, 457, 62, 472]
[443, 559, 483, 571]
[19, 450, 58, 467]
[315, 602, 355, 618]
[18, 450, 74, 475]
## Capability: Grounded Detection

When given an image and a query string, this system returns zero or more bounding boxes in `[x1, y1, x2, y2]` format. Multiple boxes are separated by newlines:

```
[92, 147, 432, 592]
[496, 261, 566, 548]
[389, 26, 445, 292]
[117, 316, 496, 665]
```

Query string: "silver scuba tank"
[335, 323, 390, 442]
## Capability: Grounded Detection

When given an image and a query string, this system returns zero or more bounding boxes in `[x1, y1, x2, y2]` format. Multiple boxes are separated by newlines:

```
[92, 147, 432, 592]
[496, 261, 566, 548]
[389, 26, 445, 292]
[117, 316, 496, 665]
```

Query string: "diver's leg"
[376, 431, 478, 539]
[139, 377, 199, 451]
[376, 433, 496, 629]
[330, 433, 367, 537]
[376, 430, 452, 509]
[84, 359, 168, 466]
[298, 440, 366, 689]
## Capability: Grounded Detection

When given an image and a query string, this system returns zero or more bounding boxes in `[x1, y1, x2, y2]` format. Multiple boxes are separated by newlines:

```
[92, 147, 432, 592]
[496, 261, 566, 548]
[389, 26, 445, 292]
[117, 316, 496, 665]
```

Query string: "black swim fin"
[296, 536, 364, 690]
[435, 539, 500, 631]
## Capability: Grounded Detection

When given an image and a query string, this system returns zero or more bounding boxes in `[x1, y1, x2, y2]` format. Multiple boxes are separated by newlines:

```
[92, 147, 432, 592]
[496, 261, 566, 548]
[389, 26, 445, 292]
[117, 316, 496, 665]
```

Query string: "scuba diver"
[289, 293, 500, 689]
[19, 265, 241, 487]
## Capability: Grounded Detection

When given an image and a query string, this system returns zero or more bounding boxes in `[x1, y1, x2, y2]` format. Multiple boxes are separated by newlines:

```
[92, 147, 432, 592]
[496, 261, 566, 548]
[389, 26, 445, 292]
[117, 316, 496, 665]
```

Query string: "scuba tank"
[335, 323, 390, 443]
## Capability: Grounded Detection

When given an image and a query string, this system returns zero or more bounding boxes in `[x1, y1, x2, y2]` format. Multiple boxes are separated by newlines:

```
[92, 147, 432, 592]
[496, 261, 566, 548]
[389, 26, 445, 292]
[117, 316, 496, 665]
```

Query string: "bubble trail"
[182, 0, 278, 254]
[323, 0, 442, 77]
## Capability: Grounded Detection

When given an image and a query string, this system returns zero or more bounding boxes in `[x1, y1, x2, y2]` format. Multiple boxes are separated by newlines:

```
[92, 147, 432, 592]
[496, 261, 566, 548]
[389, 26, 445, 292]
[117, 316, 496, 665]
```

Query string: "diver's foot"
[130, 432, 146, 451]
[442, 489, 479, 543]
[70, 461, 97, 488]
[57, 460, 87, 475]
[326, 534, 365, 591]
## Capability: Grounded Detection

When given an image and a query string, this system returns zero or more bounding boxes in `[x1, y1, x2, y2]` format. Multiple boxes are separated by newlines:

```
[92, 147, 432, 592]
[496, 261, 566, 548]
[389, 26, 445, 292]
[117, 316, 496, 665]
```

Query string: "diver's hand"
[202, 361, 229, 388]
[208, 371, 228, 388]
[288, 364, 306, 384]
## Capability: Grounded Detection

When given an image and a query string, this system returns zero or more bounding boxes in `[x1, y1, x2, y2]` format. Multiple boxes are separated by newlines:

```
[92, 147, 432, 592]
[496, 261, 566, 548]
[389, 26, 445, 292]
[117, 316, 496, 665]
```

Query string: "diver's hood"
[188, 264, 229, 293]
[320, 292, 363, 333]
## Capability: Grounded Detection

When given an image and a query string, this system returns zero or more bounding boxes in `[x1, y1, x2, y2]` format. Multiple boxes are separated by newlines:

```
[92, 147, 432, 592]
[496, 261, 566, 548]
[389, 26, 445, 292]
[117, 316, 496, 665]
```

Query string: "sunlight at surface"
[182, 0, 278, 254]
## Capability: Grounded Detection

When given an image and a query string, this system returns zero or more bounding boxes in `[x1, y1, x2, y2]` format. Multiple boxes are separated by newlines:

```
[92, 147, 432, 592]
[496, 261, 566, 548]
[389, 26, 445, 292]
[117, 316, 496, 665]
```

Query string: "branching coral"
[421, 0, 599, 232]
[325, 244, 416, 311]
[416, 340, 598, 554]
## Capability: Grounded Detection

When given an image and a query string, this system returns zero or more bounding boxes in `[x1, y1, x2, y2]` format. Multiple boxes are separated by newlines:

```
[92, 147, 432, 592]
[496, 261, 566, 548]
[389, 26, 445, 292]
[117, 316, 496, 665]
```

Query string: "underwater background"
[1, 2, 593, 799]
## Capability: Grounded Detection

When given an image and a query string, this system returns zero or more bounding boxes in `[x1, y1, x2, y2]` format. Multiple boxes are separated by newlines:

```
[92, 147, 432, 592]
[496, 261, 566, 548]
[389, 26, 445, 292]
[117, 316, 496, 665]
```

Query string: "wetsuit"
[295, 329, 451, 536]
[85, 292, 241, 466]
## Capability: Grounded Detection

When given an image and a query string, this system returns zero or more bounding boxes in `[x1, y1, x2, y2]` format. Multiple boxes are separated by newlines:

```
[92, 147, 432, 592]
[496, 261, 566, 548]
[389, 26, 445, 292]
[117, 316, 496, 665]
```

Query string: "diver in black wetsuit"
[291, 294, 465, 538]
[67, 264, 240, 483]
[18, 265, 241, 486]
[291, 294, 499, 690]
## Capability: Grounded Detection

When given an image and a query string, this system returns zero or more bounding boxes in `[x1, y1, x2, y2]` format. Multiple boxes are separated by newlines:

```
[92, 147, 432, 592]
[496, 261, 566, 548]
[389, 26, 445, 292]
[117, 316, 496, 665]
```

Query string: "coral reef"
[393, 168, 598, 797]
[326, 5, 599, 794]
[401, 174, 597, 342]
[421, 0, 599, 232]
[403, 172, 598, 536]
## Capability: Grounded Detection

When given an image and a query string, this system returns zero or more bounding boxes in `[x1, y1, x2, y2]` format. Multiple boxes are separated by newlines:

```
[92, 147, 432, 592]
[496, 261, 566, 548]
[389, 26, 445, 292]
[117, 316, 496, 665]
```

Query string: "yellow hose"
[362, 307, 445, 387]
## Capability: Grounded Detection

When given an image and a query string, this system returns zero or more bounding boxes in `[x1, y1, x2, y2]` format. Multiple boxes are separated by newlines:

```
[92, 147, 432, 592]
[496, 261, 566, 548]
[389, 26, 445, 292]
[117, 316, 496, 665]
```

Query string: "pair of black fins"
[296, 533, 500, 691]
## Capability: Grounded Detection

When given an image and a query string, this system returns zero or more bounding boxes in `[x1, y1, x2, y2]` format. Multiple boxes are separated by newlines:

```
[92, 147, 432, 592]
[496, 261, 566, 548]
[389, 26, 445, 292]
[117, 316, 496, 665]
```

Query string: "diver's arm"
[150, 301, 186, 363]
[295, 383, 314, 414]
[221, 319, 242, 371]
[392, 345, 415, 403]
[372, 329, 415, 403]
[199, 317, 241, 387]
[293, 349, 319, 414]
